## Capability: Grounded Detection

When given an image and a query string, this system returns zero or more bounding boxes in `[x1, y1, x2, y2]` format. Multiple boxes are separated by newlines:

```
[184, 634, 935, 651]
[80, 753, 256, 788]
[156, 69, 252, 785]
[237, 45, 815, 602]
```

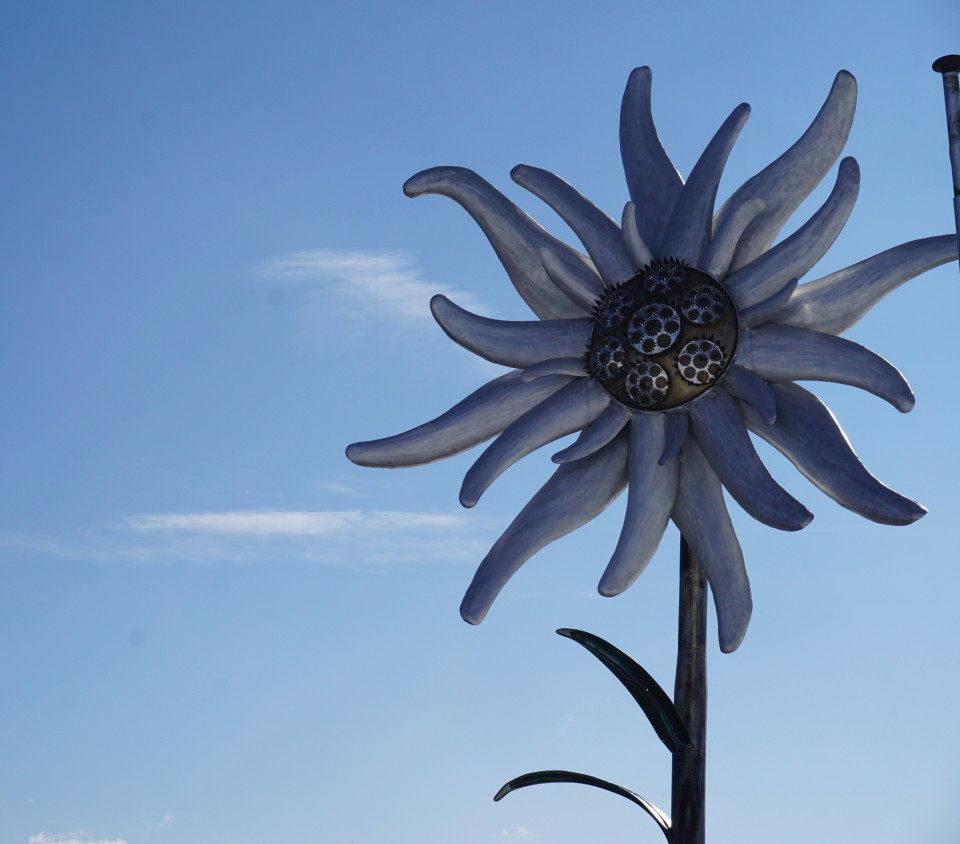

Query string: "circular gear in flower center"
[586, 260, 739, 411]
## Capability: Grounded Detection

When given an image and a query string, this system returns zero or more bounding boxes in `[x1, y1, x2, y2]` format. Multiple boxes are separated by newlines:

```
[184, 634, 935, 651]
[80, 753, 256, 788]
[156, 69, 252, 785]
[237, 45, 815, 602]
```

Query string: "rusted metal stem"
[932, 55, 960, 267]
[671, 537, 707, 844]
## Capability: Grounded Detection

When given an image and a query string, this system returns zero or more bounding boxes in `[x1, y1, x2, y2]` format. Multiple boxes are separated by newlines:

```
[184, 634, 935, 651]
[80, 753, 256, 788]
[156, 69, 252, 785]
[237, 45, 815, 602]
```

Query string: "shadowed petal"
[739, 279, 797, 329]
[660, 104, 751, 265]
[541, 247, 604, 311]
[460, 379, 610, 507]
[740, 383, 926, 526]
[513, 165, 634, 286]
[552, 402, 631, 463]
[522, 357, 587, 380]
[722, 364, 776, 424]
[689, 391, 813, 530]
[659, 412, 688, 465]
[599, 414, 679, 595]
[460, 433, 629, 624]
[776, 235, 958, 334]
[620, 66, 684, 252]
[622, 203, 654, 269]
[347, 371, 574, 467]
[672, 439, 752, 653]
[714, 70, 857, 272]
[725, 157, 860, 308]
[740, 324, 914, 412]
[704, 198, 765, 279]
[431, 295, 591, 368]
[404, 167, 590, 318]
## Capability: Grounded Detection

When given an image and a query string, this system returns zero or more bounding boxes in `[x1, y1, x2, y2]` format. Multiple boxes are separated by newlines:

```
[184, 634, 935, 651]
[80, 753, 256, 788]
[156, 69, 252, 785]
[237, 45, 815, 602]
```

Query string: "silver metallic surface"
[459, 379, 609, 507]
[513, 164, 634, 285]
[459, 433, 629, 625]
[346, 371, 573, 467]
[599, 414, 678, 595]
[430, 294, 591, 368]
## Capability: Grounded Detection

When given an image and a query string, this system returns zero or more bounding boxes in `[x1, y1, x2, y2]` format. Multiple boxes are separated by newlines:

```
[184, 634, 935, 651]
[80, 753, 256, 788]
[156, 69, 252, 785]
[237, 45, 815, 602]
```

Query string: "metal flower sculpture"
[347, 68, 956, 653]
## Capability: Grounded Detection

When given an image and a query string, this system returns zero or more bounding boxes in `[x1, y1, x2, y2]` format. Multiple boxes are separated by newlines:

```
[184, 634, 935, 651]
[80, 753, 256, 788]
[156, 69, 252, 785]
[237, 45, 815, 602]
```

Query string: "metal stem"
[671, 537, 708, 844]
[932, 55, 960, 267]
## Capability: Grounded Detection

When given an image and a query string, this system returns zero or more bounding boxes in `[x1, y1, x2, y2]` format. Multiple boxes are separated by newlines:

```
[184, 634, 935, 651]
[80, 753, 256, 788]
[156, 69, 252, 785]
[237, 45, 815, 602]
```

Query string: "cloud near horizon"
[122, 509, 467, 536]
[28, 833, 126, 844]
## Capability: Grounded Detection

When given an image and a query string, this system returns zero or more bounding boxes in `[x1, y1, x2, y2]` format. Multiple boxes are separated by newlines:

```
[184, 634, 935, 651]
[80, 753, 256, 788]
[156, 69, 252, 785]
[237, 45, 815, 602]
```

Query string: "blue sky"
[1, 2, 958, 843]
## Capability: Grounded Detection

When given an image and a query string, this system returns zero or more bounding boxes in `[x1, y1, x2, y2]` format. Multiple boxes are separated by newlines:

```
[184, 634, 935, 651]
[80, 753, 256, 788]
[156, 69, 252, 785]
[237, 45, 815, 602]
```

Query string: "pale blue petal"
[740, 383, 926, 526]
[404, 166, 590, 318]
[460, 433, 629, 624]
[347, 371, 574, 467]
[740, 324, 915, 412]
[713, 71, 857, 272]
[660, 104, 751, 265]
[599, 414, 679, 595]
[672, 439, 752, 653]
[430, 295, 591, 368]
[689, 390, 813, 530]
[460, 379, 610, 507]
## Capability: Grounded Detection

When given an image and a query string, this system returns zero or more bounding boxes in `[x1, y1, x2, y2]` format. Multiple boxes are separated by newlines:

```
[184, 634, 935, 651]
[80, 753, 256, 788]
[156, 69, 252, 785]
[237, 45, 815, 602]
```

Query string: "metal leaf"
[556, 628, 694, 752]
[494, 769, 672, 840]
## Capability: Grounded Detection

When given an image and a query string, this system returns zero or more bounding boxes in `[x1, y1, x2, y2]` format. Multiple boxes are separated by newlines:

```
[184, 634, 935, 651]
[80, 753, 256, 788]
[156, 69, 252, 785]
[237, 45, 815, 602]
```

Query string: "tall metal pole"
[672, 538, 707, 844]
[933, 55, 960, 266]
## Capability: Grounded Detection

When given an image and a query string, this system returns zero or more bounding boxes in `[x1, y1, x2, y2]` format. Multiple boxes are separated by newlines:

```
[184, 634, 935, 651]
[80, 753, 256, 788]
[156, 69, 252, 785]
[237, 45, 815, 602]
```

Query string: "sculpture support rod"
[672, 538, 707, 844]
[933, 55, 960, 266]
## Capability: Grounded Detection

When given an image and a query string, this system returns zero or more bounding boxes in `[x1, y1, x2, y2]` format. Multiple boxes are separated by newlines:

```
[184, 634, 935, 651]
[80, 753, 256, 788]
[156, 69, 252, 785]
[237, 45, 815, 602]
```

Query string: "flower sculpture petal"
[346, 68, 957, 652]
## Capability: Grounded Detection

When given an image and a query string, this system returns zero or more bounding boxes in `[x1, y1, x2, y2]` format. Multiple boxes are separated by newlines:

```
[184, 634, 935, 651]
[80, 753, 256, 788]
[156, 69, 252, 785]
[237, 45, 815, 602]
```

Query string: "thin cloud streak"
[28, 834, 127, 844]
[264, 248, 485, 320]
[122, 509, 467, 536]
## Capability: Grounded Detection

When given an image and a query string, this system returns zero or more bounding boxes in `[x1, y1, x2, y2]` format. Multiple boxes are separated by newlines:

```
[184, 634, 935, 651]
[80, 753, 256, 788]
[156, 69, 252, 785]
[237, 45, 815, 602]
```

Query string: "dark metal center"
[586, 260, 739, 411]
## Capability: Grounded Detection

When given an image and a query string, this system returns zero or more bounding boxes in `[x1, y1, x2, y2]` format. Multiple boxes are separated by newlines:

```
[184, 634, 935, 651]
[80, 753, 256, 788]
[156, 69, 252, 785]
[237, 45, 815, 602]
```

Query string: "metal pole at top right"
[933, 55, 960, 270]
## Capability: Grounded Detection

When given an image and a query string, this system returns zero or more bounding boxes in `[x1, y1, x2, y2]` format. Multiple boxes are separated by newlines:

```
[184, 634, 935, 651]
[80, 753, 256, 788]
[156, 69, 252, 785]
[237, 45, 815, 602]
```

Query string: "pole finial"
[933, 55, 960, 74]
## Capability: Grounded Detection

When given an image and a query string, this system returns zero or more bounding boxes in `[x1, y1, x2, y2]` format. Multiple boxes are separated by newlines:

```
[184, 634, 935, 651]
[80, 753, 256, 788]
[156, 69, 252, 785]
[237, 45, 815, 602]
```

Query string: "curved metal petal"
[725, 157, 860, 308]
[659, 412, 688, 465]
[346, 371, 574, 467]
[552, 402, 631, 463]
[620, 66, 684, 252]
[522, 357, 586, 381]
[404, 166, 589, 318]
[660, 103, 751, 265]
[739, 323, 915, 412]
[740, 383, 926, 525]
[512, 165, 634, 286]
[494, 770, 671, 840]
[556, 628, 693, 753]
[671, 439, 752, 653]
[621, 202, 654, 270]
[722, 364, 777, 424]
[689, 390, 813, 530]
[431, 295, 591, 368]
[460, 432, 628, 624]
[775, 235, 958, 334]
[739, 278, 798, 329]
[540, 247, 604, 311]
[599, 414, 679, 595]
[460, 379, 610, 507]
[704, 198, 765, 280]
[713, 70, 857, 272]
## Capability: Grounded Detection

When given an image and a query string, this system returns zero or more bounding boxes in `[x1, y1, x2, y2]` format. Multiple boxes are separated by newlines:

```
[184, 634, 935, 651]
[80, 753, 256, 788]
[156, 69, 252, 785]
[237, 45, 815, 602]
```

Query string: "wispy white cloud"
[263, 248, 485, 320]
[29, 833, 126, 844]
[500, 827, 535, 840]
[0, 507, 488, 568]
[158, 814, 175, 828]
[121, 509, 467, 536]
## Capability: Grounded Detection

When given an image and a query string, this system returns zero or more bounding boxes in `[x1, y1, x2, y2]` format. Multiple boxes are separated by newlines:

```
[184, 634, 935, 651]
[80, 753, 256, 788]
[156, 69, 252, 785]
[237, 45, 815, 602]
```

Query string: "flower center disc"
[586, 260, 739, 411]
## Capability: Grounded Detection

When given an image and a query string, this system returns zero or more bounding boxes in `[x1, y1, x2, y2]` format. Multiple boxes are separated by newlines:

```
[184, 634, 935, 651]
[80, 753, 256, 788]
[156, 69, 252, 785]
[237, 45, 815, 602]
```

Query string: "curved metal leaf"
[494, 769, 671, 840]
[556, 628, 693, 752]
